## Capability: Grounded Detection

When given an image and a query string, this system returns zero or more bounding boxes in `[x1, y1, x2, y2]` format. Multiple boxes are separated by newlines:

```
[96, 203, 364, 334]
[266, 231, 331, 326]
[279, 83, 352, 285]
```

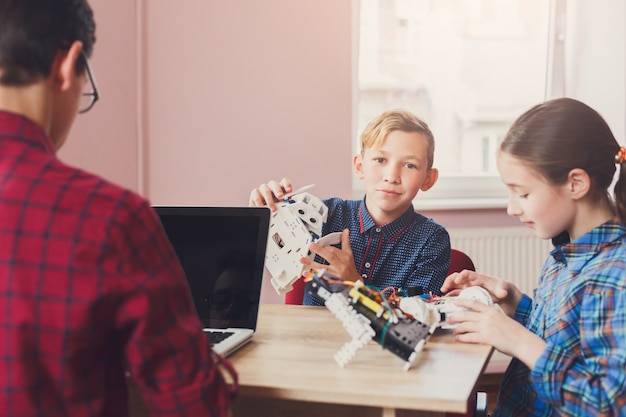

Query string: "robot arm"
[306, 269, 433, 371]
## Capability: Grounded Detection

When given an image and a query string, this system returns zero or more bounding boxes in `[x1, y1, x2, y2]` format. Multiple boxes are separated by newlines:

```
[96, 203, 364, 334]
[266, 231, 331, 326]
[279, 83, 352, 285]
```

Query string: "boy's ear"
[353, 154, 365, 179]
[51, 41, 83, 92]
[420, 168, 439, 191]
[567, 168, 590, 200]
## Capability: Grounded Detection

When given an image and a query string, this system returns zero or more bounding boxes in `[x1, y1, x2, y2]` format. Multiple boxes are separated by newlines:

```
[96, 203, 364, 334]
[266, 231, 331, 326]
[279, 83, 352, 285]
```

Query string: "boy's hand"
[248, 177, 293, 211]
[441, 270, 522, 317]
[300, 229, 361, 282]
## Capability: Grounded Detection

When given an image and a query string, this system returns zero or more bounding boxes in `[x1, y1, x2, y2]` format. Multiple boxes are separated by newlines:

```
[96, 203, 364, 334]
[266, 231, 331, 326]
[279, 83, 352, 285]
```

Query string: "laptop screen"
[153, 206, 270, 330]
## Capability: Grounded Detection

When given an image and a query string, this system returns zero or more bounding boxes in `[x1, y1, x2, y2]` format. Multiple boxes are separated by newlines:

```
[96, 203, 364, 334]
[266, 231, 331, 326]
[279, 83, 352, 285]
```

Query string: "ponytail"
[614, 147, 626, 221]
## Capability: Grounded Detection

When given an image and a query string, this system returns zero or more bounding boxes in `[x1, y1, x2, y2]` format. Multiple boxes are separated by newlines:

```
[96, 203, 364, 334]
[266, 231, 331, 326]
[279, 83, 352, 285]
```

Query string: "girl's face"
[497, 151, 575, 240]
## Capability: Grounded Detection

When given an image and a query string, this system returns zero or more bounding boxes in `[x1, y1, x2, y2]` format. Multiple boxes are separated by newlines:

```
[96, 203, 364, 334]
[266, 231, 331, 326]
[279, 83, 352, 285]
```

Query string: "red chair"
[284, 275, 306, 305]
[445, 250, 487, 417]
[449, 248, 476, 274]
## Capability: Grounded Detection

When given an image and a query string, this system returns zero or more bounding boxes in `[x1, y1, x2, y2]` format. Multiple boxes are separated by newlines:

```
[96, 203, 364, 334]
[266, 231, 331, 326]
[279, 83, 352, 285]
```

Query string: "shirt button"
[375, 228, 381, 233]
[361, 273, 368, 279]
[365, 262, 371, 268]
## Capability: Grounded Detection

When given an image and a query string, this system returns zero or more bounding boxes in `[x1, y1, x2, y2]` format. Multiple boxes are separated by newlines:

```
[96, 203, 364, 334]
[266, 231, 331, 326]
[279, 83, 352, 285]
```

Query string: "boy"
[0, 1, 234, 415]
[250, 109, 450, 305]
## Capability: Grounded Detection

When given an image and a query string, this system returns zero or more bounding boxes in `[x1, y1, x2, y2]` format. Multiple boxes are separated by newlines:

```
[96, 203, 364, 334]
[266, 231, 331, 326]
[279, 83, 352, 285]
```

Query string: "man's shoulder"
[50, 162, 151, 220]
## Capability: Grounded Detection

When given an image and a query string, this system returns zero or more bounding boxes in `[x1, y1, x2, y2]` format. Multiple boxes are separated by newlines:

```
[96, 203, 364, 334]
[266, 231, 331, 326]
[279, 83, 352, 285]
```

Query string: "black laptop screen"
[154, 206, 269, 330]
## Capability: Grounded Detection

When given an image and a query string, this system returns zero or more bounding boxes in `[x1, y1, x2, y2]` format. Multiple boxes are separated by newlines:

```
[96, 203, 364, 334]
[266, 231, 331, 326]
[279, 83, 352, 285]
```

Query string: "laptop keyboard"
[204, 330, 235, 345]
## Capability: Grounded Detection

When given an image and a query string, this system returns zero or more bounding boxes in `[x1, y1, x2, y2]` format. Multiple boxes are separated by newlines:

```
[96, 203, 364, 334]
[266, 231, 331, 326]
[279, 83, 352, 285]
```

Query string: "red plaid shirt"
[0, 111, 235, 416]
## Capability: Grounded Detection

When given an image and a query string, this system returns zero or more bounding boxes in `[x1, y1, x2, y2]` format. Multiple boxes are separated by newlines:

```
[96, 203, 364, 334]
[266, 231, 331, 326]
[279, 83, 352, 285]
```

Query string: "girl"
[442, 97, 626, 416]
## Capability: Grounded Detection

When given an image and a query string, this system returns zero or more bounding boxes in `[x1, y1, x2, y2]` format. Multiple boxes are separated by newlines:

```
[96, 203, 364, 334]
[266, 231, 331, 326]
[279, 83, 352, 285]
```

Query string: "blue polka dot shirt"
[303, 197, 451, 306]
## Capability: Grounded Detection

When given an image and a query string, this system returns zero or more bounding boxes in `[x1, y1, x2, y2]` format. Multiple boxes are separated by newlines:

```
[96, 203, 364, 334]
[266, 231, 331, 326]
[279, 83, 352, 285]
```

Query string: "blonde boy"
[250, 109, 450, 305]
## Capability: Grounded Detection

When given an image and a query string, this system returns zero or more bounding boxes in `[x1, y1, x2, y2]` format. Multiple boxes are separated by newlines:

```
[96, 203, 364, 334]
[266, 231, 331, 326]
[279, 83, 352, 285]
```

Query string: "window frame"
[352, 0, 564, 210]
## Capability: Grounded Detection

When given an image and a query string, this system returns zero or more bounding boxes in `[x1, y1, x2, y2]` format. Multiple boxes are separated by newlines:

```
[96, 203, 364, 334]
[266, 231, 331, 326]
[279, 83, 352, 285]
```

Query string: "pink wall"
[142, 1, 355, 207]
[58, 0, 516, 304]
[59, 0, 139, 192]
[60, 0, 516, 218]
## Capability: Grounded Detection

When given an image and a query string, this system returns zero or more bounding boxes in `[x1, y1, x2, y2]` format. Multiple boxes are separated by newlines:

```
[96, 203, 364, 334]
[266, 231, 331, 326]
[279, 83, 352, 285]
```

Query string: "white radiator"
[448, 227, 554, 295]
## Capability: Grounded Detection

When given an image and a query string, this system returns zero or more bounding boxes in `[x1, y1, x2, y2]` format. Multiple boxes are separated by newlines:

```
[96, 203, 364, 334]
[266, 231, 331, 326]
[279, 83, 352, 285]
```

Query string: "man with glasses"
[0, 1, 235, 416]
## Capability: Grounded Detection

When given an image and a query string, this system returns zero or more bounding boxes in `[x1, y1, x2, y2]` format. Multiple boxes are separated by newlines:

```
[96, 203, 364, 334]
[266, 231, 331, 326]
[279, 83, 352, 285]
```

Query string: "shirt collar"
[549, 217, 626, 274]
[358, 197, 416, 240]
[0, 110, 56, 154]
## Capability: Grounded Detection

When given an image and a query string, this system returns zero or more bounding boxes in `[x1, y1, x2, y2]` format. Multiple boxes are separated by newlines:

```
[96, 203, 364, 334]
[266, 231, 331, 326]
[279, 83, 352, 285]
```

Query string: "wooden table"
[229, 304, 493, 417]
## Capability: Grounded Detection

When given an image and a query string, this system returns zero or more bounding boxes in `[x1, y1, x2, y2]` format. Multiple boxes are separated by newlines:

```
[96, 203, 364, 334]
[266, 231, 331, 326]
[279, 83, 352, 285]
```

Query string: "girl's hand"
[441, 270, 522, 317]
[448, 298, 546, 369]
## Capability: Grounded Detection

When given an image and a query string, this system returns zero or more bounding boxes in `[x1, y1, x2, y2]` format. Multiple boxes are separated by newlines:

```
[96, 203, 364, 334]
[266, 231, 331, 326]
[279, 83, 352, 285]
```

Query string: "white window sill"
[352, 174, 508, 211]
[413, 197, 507, 211]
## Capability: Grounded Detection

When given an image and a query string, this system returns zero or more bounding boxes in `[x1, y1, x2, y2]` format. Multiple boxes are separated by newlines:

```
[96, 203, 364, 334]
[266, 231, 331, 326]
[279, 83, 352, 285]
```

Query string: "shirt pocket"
[542, 291, 581, 347]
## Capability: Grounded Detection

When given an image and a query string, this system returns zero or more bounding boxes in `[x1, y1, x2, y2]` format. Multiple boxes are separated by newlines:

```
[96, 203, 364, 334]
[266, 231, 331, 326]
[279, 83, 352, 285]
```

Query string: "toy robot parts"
[264, 185, 333, 295]
[399, 286, 494, 330]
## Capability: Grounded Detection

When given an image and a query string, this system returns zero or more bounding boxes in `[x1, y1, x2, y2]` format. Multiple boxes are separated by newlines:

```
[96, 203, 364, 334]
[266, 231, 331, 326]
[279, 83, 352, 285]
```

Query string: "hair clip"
[616, 146, 626, 164]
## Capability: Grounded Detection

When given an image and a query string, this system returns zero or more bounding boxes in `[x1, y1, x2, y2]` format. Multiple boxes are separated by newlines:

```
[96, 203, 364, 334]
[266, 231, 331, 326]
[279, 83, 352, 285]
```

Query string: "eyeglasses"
[78, 52, 99, 114]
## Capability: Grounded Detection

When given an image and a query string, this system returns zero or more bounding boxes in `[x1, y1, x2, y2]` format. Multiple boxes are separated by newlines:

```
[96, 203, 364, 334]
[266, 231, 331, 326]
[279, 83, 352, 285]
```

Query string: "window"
[355, 0, 556, 209]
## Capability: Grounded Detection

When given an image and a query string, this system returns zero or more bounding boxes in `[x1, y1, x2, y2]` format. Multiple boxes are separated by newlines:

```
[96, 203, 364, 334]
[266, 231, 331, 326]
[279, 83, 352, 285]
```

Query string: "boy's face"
[354, 129, 437, 225]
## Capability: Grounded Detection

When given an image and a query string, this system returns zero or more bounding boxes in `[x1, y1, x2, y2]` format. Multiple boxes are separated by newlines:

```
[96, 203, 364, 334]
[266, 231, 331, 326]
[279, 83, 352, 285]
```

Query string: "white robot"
[399, 286, 495, 330]
[264, 185, 341, 295]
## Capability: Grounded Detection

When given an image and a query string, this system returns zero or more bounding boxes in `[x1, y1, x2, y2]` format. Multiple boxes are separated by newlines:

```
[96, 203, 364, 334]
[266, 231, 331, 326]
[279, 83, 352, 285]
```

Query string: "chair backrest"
[284, 275, 306, 305]
[448, 248, 476, 274]
[284, 248, 476, 305]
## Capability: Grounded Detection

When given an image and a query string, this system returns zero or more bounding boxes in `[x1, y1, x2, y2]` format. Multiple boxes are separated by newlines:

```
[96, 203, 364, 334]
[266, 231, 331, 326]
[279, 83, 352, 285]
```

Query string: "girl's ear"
[353, 154, 365, 179]
[567, 168, 591, 200]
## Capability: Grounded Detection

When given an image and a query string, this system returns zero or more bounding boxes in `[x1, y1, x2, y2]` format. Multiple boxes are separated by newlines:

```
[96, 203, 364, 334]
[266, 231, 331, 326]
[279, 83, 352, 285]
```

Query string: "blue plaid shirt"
[493, 218, 626, 417]
[303, 197, 450, 306]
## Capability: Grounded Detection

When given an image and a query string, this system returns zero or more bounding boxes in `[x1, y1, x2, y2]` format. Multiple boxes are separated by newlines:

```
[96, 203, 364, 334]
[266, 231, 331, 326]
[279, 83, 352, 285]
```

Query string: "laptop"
[154, 206, 270, 356]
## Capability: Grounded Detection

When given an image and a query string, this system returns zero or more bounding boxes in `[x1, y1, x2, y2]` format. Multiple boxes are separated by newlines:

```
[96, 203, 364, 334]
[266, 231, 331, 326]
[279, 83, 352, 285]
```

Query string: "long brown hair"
[501, 97, 626, 220]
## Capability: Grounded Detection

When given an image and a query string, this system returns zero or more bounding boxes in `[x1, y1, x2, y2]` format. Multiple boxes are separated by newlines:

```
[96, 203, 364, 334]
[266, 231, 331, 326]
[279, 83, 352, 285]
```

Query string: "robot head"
[264, 187, 330, 295]
[284, 192, 328, 238]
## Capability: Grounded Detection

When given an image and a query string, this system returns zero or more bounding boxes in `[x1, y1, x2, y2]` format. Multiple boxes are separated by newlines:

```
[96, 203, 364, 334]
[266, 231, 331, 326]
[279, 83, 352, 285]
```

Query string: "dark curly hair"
[0, 0, 96, 86]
